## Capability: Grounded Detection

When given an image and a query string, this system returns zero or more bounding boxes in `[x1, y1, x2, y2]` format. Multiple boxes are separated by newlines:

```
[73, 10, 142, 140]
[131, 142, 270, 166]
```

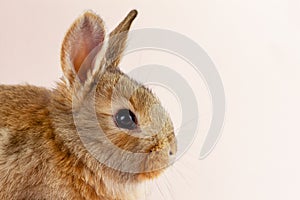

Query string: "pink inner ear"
[71, 19, 105, 82]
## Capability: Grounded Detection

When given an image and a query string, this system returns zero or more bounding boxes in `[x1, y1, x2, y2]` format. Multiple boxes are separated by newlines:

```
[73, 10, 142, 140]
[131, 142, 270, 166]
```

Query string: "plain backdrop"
[1, 0, 300, 200]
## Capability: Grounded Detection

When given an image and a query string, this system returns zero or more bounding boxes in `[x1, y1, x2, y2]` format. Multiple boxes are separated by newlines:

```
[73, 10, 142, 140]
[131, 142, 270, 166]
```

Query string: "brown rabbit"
[0, 10, 177, 200]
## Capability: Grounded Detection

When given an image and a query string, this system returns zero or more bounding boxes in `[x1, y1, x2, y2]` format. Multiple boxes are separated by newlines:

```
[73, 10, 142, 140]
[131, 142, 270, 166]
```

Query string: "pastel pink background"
[1, 1, 300, 199]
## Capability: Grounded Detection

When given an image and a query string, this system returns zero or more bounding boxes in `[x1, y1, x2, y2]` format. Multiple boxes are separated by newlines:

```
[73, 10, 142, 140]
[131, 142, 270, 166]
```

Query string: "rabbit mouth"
[134, 148, 171, 181]
[134, 135, 177, 180]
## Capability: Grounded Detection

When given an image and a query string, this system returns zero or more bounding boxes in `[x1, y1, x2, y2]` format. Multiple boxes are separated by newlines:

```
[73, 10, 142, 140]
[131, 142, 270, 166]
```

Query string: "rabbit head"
[57, 10, 177, 183]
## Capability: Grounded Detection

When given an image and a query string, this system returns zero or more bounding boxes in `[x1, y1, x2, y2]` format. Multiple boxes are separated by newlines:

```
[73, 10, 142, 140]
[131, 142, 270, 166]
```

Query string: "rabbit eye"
[114, 109, 137, 130]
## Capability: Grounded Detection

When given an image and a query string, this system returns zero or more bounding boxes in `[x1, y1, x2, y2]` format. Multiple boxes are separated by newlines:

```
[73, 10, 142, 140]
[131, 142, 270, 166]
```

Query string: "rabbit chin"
[106, 151, 170, 183]
[136, 169, 166, 181]
[136, 151, 170, 181]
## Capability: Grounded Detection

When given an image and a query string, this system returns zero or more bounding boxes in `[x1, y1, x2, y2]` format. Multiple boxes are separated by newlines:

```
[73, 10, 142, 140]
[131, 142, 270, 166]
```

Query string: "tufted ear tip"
[128, 9, 138, 19]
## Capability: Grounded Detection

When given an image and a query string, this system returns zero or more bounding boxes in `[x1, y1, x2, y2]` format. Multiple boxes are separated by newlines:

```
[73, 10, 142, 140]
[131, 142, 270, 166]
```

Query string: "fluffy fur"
[0, 10, 176, 200]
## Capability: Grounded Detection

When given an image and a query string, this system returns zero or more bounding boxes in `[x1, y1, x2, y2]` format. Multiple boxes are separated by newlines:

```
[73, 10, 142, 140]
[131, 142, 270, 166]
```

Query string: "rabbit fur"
[0, 10, 176, 200]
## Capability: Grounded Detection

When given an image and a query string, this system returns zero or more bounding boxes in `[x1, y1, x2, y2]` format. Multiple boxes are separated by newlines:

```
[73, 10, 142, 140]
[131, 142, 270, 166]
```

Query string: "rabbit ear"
[105, 10, 137, 68]
[61, 11, 107, 86]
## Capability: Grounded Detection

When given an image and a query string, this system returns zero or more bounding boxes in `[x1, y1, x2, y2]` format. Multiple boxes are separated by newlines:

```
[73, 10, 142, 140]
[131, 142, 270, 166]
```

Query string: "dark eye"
[114, 109, 138, 130]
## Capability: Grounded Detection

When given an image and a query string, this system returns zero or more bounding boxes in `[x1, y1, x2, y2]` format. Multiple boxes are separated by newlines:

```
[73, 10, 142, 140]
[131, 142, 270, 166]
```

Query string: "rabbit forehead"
[97, 70, 158, 109]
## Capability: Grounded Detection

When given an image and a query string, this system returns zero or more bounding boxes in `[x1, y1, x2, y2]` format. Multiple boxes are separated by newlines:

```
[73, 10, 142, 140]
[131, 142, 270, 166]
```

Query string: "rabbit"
[0, 9, 177, 200]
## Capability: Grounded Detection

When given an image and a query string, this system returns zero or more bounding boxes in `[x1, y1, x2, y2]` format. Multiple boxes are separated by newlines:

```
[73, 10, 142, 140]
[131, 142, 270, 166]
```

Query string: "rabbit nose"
[168, 141, 177, 166]
[169, 140, 177, 156]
